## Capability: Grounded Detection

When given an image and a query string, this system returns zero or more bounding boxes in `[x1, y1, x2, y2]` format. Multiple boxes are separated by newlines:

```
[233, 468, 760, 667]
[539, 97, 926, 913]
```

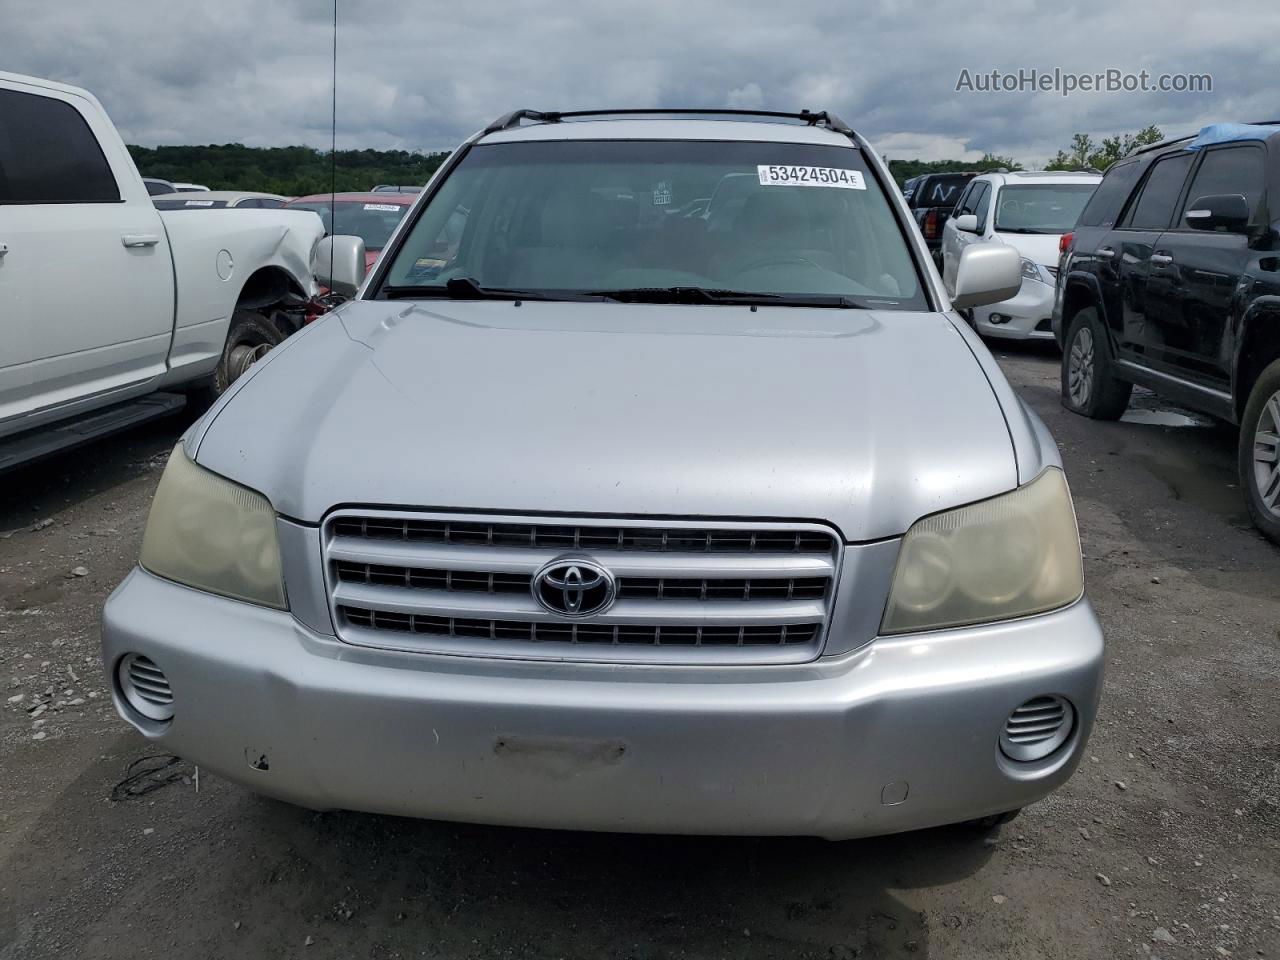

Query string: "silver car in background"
[103, 108, 1103, 839]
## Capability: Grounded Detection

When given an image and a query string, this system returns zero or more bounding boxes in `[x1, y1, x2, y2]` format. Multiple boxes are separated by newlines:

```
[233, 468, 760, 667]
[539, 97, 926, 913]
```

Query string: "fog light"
[989, 313, 1012, 325]
[1000, 695, 1074, 762]
[116, 653, 174, 722]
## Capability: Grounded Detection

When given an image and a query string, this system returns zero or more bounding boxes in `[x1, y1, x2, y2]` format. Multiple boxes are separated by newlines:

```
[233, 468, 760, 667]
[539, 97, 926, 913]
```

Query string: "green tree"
[126, 143, 451, 196]
[1045, 126, 1162, 172]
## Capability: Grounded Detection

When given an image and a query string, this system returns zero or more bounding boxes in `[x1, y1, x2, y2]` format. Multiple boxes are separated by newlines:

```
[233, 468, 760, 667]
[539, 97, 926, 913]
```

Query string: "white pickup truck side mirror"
[952, 213, 979, 233]
[314, 235, 367, 298]
[951, 242, 1022, 309]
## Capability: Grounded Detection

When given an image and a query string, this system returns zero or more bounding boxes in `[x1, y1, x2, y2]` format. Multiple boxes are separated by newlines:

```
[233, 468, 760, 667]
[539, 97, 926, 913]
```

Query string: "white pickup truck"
[0, 71, 335, 470]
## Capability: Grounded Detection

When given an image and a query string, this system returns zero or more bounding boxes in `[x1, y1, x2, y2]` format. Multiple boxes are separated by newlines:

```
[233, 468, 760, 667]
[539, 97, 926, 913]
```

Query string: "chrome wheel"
[227, 341, 272, 383]
[1068, 326, 1095, 407]
[1253, 389, 1280, 518]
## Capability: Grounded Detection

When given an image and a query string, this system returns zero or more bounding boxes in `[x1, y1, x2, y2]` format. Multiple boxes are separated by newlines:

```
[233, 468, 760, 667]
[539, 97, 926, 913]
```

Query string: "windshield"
[994, 183, 1097, 233]
[379, 139, 925, 309]
[287, 200, 408, 251]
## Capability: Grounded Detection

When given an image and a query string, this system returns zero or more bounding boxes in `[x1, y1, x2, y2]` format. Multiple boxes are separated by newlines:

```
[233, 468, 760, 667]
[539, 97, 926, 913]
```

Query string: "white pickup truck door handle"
[121, 234, 161, 248]
[0, 242, 9, 259]
[1149, 253, 1174, 266]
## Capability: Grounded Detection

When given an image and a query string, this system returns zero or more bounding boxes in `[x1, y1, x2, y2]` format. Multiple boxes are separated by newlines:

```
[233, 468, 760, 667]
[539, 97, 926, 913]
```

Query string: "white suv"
[941, 171, 1100, 342]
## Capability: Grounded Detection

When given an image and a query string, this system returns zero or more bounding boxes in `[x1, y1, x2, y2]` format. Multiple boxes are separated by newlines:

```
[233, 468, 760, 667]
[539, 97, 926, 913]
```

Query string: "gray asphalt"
[1, 341, 1277, 959]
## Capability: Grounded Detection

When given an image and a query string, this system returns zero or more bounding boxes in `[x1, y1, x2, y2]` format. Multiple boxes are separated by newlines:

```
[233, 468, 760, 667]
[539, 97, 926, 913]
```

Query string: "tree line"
[128, 127, 1164, 195]
[126, 143, 451, 195]
[887, 126, 1164, 186]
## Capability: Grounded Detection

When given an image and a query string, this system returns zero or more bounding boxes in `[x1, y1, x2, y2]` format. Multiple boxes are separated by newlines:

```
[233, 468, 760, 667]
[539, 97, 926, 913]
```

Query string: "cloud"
[2, 0, 1276, 165]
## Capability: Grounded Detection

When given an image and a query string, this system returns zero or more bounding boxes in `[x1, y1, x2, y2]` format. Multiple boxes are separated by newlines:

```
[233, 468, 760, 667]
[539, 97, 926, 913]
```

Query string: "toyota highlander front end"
[102, 109, 1103, 838]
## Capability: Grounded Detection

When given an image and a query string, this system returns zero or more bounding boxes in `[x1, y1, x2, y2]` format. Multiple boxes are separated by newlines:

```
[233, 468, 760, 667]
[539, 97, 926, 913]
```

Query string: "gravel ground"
[1, 343, 1277, 960]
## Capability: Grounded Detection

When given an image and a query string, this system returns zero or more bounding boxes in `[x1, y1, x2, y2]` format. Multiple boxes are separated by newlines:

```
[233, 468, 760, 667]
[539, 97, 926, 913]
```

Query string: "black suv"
[1052, 125, 1280, 543]
[902, 171, 977, 264]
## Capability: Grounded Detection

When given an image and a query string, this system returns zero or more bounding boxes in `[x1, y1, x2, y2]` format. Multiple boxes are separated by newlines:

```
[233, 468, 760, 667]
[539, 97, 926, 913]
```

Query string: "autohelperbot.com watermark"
[955, 67, 1212, 97]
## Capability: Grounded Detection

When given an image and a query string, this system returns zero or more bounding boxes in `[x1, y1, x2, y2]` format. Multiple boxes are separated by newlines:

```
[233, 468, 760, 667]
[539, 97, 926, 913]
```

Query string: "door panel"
[1143, 145, 1266, 389]
[1105, 152, 1195, 364]
[0, 83, 174, 426]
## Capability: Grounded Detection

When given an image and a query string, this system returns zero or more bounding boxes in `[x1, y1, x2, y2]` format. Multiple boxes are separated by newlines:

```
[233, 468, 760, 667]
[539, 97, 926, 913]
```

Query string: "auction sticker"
[364, 203, 401, 212]
[757, 165, 865, 189]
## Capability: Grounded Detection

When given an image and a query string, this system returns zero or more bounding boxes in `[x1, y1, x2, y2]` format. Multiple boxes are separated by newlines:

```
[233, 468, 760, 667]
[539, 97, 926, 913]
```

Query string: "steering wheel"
[734, 255, 823, 273]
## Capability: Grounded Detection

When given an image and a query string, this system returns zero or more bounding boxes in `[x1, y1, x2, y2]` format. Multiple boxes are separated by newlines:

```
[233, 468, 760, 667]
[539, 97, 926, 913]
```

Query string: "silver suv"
[103, 109, 1103, 839]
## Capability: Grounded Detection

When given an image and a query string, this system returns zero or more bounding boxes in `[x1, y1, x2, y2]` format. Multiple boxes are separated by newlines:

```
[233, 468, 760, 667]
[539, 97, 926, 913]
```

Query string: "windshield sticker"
[364, 203, 401, 212]
[184, 199, 215, 206]
[652, 180, 672, 206]
[757, 165, 866, 189]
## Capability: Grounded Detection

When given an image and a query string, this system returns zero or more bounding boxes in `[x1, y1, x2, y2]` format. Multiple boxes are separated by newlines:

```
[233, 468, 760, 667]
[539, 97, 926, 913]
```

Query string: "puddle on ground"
[1120, 408, 1211, 428]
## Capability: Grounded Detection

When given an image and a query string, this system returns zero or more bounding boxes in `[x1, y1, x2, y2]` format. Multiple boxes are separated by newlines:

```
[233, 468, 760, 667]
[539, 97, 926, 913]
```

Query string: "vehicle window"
[236, 198, 260, 208]
[381, 139, 927, 310]
[144, 179, 175, 197]
[993, 184, 1097, 233]
[916, 175, 972, 208]
[285, 200, 408, 251]
[1078, 160, 1142, 228]
[953, 182, 979, 217]
[1123, 153, 1194, 230]
[0, 88, 120, 204]
[258, 198, 284, 208]
[973, 183, 992, 231]
[1179, 146, 1267, 226]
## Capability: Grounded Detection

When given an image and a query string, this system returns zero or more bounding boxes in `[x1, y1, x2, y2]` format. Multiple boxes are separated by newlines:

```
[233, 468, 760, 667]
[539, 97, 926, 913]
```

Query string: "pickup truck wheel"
[214, 310, 284, 395]
[1239, 359, 1280, 544]
[1061, 307, 1131, 420]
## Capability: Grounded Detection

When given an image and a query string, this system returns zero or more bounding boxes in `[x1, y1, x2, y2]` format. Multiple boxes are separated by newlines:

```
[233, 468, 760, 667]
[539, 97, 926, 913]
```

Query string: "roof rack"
[1131, 134, 1195, 157]
[482, 108, 856, 139]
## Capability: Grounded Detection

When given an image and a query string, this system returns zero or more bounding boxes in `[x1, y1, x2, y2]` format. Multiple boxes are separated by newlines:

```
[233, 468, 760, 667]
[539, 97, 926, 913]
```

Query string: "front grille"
[324, 512, 842, 664]
[1044, 264, 1059, 278]
[127, 656, 173, 707]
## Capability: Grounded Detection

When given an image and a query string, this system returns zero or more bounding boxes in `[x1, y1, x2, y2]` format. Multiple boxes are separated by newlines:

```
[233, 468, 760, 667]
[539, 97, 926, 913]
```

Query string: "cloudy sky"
[3, 0, 1276, 166]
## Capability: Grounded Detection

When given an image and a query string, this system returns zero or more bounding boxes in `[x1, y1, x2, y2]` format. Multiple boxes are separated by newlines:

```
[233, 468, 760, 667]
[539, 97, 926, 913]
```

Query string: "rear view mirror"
[952, 242, 1021, 309]
[952, 213, 979, 233]
[314, 235, 366, 298]
[1185, 194, 1250, 232]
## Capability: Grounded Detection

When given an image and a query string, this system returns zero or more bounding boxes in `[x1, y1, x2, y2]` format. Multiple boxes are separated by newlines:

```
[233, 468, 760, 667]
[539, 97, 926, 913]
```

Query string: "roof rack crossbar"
[481, 108, 856, 139]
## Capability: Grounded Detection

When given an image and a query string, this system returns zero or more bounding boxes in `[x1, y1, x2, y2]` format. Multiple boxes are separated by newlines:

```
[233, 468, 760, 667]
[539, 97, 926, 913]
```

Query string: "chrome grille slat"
[324, 512, 841, 664]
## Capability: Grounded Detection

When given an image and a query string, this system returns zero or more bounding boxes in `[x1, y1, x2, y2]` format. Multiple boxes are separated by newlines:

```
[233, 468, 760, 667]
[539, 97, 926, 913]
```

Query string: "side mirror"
[314, 235, 366, 298]
[952, 213, 979, 233]
[1185, 194, 1250, 232]
[952, 242, 1022, 309]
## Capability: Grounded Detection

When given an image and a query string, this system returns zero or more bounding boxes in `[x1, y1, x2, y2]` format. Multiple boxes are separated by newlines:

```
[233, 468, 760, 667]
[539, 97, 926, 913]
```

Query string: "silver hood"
[193, 300, 1018, 541]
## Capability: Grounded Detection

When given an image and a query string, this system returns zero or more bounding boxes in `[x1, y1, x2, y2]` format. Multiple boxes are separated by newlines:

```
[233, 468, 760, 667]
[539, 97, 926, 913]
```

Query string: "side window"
[974, 183, 992, 231]
[954, 181, 979, 217]
[1078, 159, 1143, 228]
[1178, 146, 1266, 226]
[236, 198, 260, 208]
[258, 198, 284, 209]
[1123, 153, 1194, 230]
[0, 88, 120, 204]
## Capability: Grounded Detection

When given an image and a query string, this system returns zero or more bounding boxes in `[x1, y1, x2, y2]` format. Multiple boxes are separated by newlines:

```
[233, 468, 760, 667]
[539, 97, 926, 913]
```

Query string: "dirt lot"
[1, 344, 1277, 960]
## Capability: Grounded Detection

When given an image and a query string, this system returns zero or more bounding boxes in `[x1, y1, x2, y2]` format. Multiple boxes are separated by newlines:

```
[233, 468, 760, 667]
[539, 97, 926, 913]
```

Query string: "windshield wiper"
[382, 277, 560, 301]
[589, 286, 864, 309]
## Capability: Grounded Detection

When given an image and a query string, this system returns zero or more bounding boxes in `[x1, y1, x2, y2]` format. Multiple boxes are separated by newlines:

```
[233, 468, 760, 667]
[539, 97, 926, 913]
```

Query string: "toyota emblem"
[532, 559, 616, 617]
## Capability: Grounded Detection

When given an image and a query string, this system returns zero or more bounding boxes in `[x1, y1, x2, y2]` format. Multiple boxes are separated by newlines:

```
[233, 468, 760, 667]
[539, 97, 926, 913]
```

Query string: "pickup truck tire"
[1239, 358, 1280, 544]
[1061, 308, 1132, 420]
[213, 310, 285, 395]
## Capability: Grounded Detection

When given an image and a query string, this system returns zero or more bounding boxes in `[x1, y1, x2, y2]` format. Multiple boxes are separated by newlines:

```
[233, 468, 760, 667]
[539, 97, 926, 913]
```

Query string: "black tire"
[1238, 358, 1280, 545]
[212, 310, 284, 396]
[1060, 307, 1132, 420]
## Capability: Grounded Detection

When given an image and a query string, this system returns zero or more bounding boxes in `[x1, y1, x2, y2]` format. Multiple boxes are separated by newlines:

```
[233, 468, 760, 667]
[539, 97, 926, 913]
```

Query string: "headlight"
[1020, 258, 1046, 283]
[139, 444, 287, 609]
[881, 468, 1082, 635]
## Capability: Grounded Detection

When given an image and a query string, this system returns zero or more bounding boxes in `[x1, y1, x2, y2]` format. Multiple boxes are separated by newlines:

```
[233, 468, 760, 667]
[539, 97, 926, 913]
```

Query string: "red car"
[285, 192, 416, 275]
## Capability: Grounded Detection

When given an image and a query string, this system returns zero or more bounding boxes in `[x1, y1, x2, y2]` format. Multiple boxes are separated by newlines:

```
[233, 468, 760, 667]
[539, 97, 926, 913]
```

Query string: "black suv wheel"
[1061, 307, 1132, 420]
[1239, 358, 1280, 545]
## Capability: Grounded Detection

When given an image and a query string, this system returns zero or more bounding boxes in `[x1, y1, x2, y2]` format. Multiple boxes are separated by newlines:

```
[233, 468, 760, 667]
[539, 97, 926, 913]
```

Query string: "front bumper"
[102, 567, 1104, 839]
[973, 277, 1056, 341]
